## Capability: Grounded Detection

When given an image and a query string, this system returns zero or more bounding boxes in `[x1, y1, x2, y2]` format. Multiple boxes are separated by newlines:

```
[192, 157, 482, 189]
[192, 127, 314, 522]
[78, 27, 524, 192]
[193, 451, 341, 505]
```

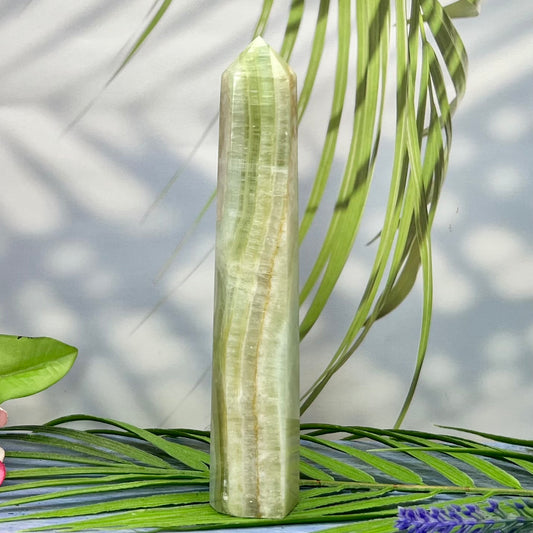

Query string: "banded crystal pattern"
[210, 37, 299, 519]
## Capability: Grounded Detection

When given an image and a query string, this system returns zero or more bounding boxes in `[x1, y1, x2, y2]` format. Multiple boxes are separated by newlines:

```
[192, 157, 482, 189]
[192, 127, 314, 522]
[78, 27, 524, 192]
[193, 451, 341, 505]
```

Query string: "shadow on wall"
[0, 1, 532, 435]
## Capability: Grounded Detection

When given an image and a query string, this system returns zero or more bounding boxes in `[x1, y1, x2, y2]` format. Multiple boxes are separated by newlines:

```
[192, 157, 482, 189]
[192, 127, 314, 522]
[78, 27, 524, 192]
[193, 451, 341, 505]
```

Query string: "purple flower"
[396, 499, 533, 532]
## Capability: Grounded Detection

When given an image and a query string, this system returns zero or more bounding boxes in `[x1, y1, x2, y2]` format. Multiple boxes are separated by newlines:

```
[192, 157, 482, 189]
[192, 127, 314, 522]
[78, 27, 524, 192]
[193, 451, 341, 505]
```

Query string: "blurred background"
[0, 1, 532, 436]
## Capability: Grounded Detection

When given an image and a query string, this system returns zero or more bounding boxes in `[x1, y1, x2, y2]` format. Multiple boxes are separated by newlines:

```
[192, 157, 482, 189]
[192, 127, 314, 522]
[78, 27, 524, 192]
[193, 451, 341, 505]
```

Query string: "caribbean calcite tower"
[210, 37, 299, 519]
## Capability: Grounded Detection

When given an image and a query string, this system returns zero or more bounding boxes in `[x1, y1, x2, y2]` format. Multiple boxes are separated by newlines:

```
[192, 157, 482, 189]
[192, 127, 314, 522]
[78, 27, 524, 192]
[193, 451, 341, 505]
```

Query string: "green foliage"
[1, 417, 532, 531]
[445, 0, 482, 18]
[111, 0, 477, 423]
[0, 335, 77, 404]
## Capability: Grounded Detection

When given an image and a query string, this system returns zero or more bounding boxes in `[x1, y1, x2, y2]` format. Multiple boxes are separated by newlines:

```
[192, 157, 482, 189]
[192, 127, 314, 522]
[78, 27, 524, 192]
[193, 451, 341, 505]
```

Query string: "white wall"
[0, 1, 532, 437]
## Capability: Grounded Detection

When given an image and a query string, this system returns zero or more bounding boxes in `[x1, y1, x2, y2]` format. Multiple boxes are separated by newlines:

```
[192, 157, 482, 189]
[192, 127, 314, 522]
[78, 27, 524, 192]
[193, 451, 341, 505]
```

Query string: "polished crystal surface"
[210, 37, 299, 519]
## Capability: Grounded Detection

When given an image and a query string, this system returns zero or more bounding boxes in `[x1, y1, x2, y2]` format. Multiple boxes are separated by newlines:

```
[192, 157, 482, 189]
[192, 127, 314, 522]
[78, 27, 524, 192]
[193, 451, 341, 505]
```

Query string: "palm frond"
[444, 0, 482, 19]
[93, 2, 476, 419]
[107, 0, 174, 85]
[299, 0, 469, 423]
[1, 417, 533, 532]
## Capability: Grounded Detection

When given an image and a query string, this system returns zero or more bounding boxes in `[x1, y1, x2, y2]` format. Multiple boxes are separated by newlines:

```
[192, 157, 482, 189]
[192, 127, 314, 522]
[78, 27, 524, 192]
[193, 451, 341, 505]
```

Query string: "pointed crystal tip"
[225, 36, 294, 81]
[250, 36, 268, 47]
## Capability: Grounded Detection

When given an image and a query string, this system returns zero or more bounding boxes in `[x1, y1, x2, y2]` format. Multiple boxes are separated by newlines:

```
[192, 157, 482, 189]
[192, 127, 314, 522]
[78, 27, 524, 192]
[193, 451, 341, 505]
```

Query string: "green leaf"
[300, 446, 375, 483]
[252, 0, 274, 38]
[35, 426, 174, 468]
[0, 492, 210, 524]
[0, 478, 195, 508]
[2, 420, 533, 532]
[46, 414, 210, 472]
[299, 0, 388, 337]
[296, 0, 330, 121]
[102, 0, 477, 424]
[374, 245, 421, 320]
[444, 0, 482, 19]
[0, 335, 77, 404]
[107, 0, 174, 86]
[279, 0, 305, 61]
[300, 460, 335, 482]
[378, 431, 523, 490]
[300, 0, 391, 413]
[0, 474, 179, 495]
[292, 488, 392, 515]
[303, 435, 424, 484]
[297, 0, 350, 245]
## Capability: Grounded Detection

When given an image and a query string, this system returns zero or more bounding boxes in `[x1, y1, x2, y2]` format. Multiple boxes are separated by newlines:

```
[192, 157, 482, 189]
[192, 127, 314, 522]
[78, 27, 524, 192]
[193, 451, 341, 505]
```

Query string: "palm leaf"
[107, 0, 174, 84]
[87, 1, 478, 422]
[300, 0, 469, 423]
[1, 417, 533, 531]
[445, 0, 482, 19]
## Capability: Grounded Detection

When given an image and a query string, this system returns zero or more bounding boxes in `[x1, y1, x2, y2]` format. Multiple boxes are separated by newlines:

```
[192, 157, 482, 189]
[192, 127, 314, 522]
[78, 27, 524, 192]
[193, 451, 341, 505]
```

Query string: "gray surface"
[0, 1, 532, 437]
[0, 435, 366, 532]
[1, 430, 531, 532]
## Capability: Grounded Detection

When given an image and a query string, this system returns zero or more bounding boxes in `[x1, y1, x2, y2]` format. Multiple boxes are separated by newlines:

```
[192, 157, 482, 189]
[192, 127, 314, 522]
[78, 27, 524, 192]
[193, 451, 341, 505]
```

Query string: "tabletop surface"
[0, 422, 530, 532]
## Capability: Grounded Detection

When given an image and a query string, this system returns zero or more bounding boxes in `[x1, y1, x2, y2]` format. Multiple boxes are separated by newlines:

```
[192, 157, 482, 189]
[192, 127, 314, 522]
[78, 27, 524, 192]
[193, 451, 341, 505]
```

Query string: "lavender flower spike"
[396, 498, 533, 532]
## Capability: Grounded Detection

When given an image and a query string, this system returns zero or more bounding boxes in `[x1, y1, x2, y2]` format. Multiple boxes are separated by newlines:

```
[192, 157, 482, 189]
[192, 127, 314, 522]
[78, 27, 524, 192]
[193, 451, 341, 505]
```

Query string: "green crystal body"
[210, 37, 299, 519]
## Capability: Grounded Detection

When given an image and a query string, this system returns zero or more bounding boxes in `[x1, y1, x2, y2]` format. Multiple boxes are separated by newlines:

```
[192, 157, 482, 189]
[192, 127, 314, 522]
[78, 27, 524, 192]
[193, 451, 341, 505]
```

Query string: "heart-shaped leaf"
[0, 335, 77, 404]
